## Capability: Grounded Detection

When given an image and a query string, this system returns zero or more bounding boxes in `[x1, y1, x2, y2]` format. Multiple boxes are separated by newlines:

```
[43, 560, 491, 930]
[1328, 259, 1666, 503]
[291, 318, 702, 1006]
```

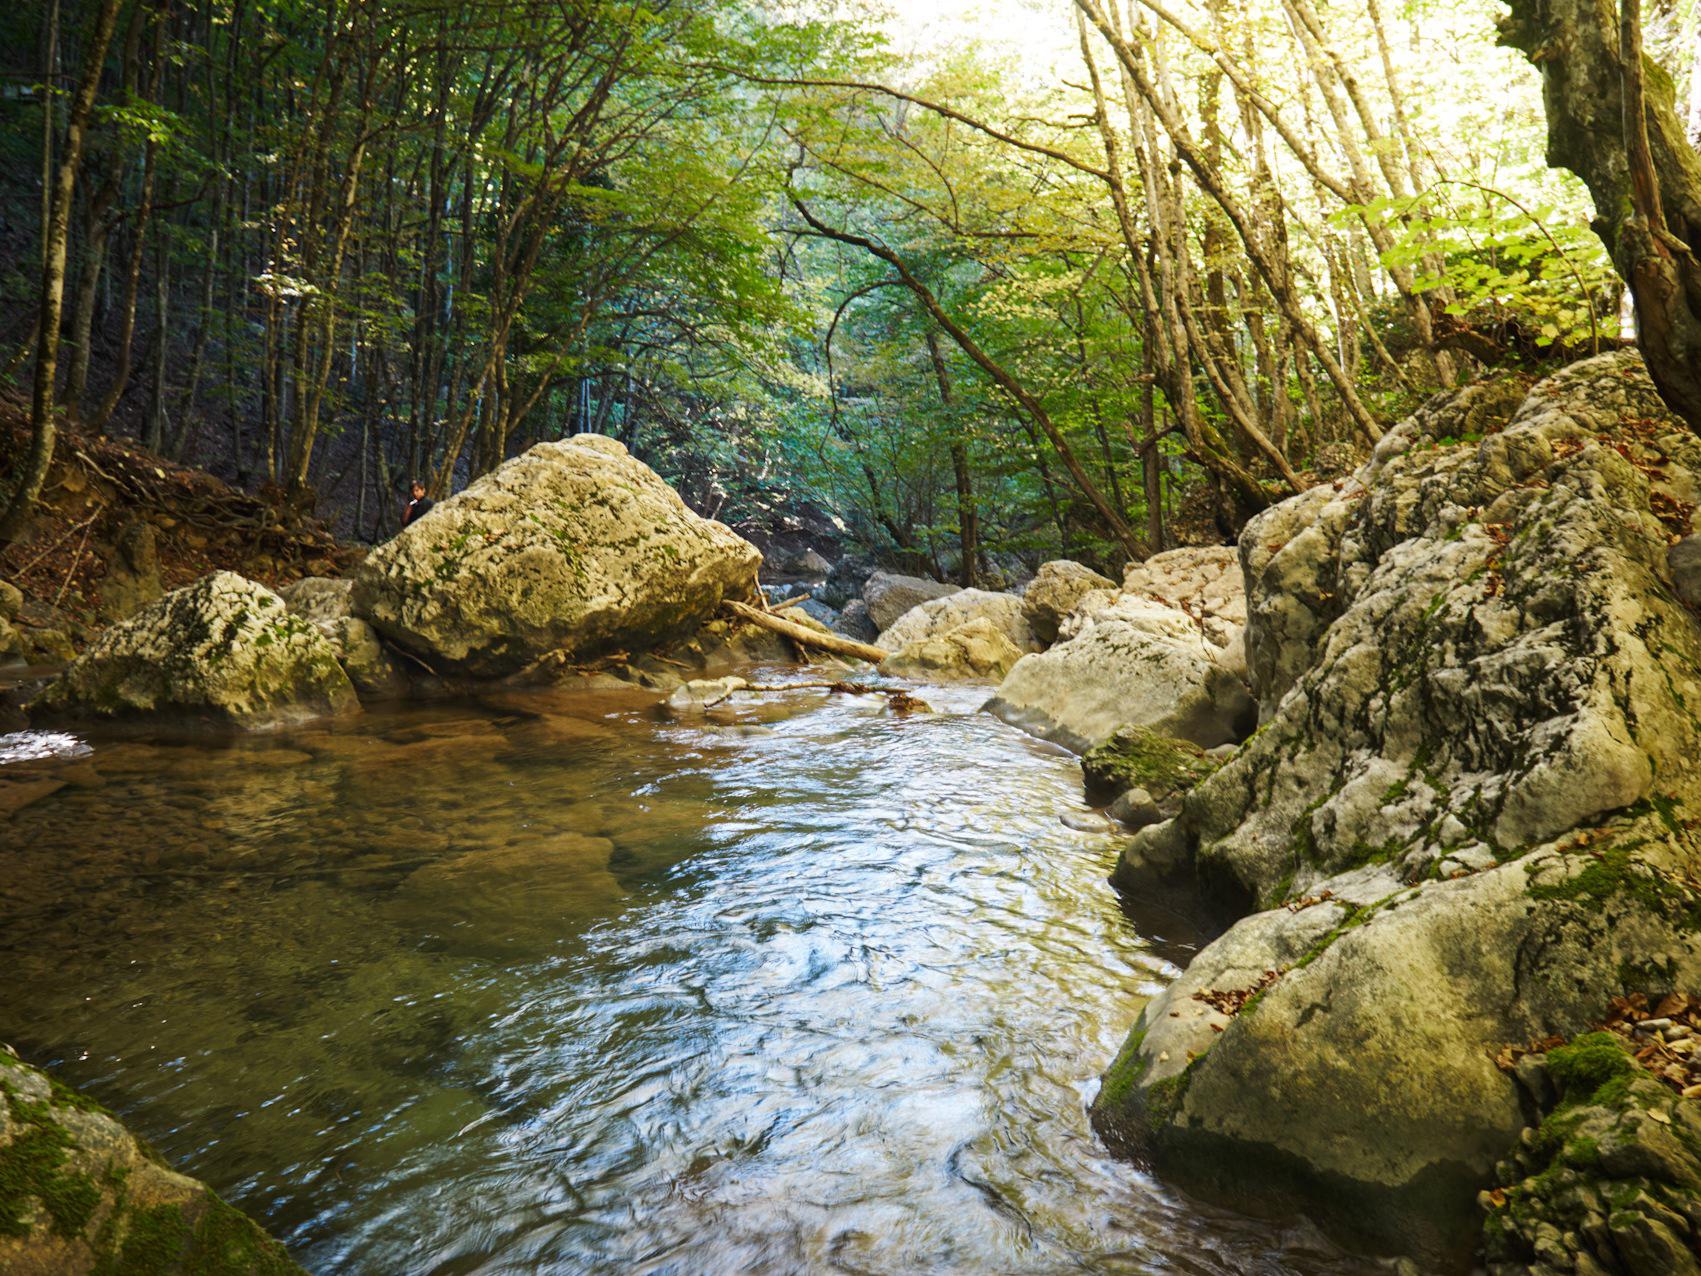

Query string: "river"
[0, 671, 1374, 1273]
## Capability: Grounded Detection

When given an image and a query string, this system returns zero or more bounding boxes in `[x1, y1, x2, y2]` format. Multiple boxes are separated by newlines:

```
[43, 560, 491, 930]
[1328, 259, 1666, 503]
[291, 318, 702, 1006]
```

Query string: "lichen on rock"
[352, 434, 762, 676]
[34, 571, 358, 728]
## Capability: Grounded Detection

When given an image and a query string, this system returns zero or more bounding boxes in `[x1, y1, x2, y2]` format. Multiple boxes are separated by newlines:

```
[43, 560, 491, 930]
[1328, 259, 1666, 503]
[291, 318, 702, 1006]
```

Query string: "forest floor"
[0, 396, 357, 652]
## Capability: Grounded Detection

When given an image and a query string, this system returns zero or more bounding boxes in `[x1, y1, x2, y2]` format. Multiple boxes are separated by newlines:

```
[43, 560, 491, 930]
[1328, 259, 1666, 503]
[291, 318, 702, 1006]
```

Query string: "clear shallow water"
[0, 672, 1374, 1274]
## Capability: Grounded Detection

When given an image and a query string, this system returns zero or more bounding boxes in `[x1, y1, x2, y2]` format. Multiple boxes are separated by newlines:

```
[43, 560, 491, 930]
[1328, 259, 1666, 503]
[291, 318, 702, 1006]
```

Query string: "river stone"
[986, 595, 1256, 753]
[878, 616, 1023, 682]
[280, 577, 407, 699]
[352, 434, 761, 676]
[396, 833, 622, 952]
[1120, 546, 1247, 647]
[1022, 560, 1116, 645]
[1485, 1040, 1701, 1276]
[35, 572, 358, 728]
[832, 599, 878, 642]
[0, 1048, 302, 1274]
[875, 587, 1034, 654]
[861, 570, 960, 631]
[0, 580, 21, 620]
[1094, 354, 1701, 1264]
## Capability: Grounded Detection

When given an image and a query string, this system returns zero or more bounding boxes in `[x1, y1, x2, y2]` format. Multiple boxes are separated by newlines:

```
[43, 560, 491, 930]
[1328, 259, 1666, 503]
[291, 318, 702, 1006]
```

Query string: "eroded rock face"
[1118, 546, 1247, 648]
[1022, 560, 1116, 645]
[861, 570, 960, 631]
[875, 587, 1034, 654]
[36, 572, 357, 728]
[986, 595, 1255, 752]
[352, 435, 761, 676]
[279, 577, 407, 699]
[1093, 354, 1701, 1266]
[878, 616, 1023, 682]
[0, 1048, 302, 1274]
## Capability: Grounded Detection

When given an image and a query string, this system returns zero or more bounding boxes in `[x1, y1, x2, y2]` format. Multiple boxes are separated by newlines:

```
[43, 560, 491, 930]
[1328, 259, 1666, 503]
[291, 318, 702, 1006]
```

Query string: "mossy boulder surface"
[1094, 354, 1701, 1266]
[35, 571, 357, 728]
[352, 434, 762, 676]
[1486, 1033, 1701, 1275]
[0, 1049, 302, 1275]
[1081, 725, 1219, 804]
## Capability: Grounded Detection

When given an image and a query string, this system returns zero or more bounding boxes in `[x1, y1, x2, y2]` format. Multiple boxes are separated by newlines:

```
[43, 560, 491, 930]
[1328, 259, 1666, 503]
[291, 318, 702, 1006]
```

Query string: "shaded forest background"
[2, 0, 1699, 589]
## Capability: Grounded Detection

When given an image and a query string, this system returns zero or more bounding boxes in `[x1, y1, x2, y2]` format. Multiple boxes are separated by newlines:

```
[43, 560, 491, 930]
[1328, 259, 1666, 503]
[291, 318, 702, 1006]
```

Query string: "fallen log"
[725, 599, 886, 663]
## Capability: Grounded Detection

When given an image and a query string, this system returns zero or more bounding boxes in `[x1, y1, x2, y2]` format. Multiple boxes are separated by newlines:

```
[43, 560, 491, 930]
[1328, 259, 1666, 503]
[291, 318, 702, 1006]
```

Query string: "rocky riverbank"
[1084, 352, 1701, 1269]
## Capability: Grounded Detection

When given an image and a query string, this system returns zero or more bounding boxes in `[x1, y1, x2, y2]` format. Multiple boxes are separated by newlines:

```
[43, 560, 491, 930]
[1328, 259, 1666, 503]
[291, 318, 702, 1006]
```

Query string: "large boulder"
[1092, 354, 1701, 1266]
[279, 577, 407, 699]
[874, 587, 1034, 654]
[878, 616, 1024, 682]
[352, 435, 761, 676]
[861, 570, 960, 631]
[35, 572, 357, 728]
[985, 594, 1256, 752]
[1022, 560, 1116, 645]
[0, 1047, 303, 1274]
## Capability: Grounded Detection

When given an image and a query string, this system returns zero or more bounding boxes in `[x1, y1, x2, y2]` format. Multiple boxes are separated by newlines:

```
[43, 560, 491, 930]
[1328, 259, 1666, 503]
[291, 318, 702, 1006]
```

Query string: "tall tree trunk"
[1, 0, 124, 545]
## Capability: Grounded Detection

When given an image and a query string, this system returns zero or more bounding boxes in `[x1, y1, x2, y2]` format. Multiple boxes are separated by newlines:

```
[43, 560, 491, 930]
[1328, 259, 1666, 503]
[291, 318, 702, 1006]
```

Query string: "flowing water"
[0, 672, 1375, 1274]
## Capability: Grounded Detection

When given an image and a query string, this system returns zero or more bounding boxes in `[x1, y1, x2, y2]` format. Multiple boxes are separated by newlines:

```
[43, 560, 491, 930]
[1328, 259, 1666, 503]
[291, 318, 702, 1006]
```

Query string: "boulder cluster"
[29, 434, 766, 728]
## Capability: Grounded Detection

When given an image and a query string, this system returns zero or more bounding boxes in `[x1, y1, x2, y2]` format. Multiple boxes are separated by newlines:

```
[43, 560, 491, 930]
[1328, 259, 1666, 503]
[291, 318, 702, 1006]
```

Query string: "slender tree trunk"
[1, 0, 124, 545]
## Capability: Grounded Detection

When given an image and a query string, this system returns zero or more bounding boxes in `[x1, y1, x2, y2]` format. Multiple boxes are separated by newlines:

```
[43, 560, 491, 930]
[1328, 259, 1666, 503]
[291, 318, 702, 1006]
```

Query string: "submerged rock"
[875, 587, 1034, 654]
[861, 570, 960, 631]
[1092, 354, 1701, 1266]
[878, 616, 1023, 682]
[352, 434, 761, 676]
[1022, 560, 1116, 646]
[35, 572, 357, 728]
[986, 595, 1255, 753]
[0, 1048, 302, 1274]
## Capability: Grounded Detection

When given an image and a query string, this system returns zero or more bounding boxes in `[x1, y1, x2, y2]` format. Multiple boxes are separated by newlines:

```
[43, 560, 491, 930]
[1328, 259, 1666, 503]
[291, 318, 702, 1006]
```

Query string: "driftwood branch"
[725, 599, 885, 663]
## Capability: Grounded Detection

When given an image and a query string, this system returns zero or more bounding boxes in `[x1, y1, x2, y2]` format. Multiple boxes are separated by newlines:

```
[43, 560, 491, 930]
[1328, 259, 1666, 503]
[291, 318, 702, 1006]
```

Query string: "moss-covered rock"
[1081, 725, 1220, 804]
[34, 571, 358, 729]
[1485, 1033, 1701, 1275]
[0, 1048, 302, 1275]
[352, 434, 762, 676]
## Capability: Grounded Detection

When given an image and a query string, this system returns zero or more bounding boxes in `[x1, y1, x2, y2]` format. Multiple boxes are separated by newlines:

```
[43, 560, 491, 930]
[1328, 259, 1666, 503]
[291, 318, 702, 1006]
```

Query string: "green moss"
[1529, 838, 1701, 930]
[0, 1082, 101, 1240]
[1547, 1032, 1636, 1105]
[1143, 1066, 1194, 1128]
[1097, 1027, 1150, 1111]
[1081, 726, 1218, 803]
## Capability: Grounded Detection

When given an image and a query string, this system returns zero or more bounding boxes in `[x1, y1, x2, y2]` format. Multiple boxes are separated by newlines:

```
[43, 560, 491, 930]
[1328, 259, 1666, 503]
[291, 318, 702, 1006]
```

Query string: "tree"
[0, 0, 124, 545]
[1501, 0, 1701, 430]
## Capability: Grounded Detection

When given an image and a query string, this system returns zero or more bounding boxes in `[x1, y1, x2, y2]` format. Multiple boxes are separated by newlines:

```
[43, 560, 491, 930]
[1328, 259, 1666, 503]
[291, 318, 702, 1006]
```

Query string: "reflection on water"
[0, 672, 1374, 1274]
